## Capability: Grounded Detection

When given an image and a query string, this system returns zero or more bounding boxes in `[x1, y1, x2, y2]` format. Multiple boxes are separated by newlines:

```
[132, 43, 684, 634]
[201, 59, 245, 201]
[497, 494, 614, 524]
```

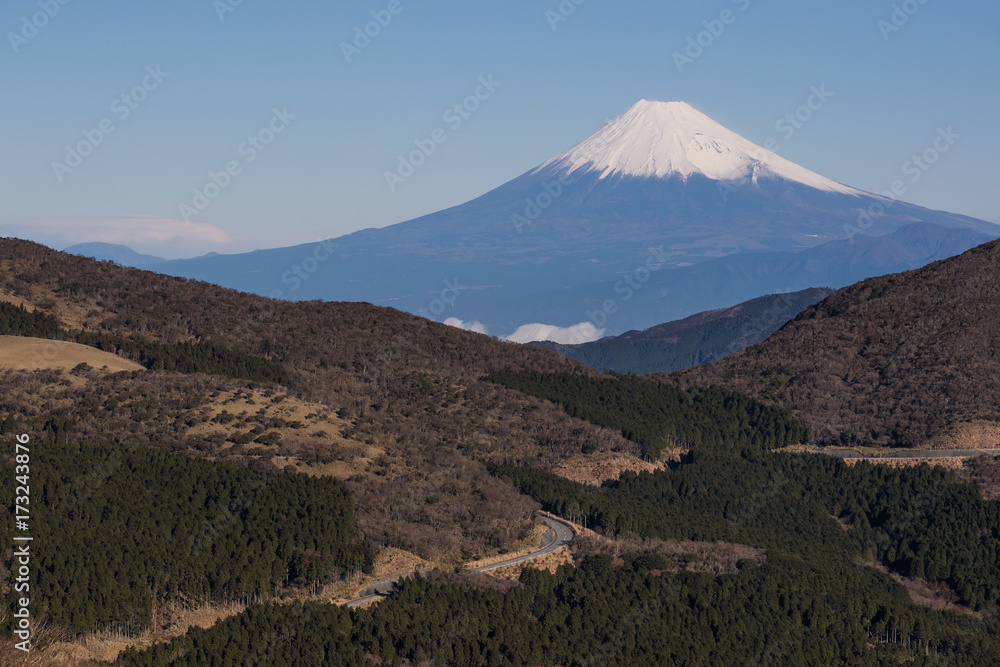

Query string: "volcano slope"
[151, 101, 998, 336]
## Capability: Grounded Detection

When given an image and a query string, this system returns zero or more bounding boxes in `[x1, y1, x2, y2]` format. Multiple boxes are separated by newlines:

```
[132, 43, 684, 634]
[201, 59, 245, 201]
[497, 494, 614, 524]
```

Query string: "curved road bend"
[345, 515, 576, 608]
[473, 515, 576, 574]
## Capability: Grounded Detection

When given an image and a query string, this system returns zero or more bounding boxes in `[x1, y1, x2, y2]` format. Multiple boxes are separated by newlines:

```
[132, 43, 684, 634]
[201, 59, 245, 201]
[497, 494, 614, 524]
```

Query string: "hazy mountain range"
[534, 287, 834, 374]
[64, 242, 167, 268]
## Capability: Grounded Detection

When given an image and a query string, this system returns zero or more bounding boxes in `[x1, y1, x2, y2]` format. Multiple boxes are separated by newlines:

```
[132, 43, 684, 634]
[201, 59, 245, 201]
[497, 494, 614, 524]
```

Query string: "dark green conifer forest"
[0, 439, 371, 635]
[120, 556, 1000, 666]
[486, 370, 811, 458]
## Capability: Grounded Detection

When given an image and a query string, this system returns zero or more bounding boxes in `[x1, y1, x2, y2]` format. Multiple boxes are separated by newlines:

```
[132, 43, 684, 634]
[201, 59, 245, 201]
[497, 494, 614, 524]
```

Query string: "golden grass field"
[185, 386, 384, 481]
[0, 336, 144, 373]
[927, 420, 1000, 450]
[550, 449, 682, 486]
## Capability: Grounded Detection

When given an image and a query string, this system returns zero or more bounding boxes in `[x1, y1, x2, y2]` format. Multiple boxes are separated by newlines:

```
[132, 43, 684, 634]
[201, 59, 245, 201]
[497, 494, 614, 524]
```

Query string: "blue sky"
[1, 0, 997, 257]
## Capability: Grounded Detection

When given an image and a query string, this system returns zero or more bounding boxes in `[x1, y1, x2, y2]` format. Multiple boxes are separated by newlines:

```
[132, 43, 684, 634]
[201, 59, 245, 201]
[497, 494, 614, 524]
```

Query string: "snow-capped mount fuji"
[152, 99, 998, 337]
[538, 100, 860, 194]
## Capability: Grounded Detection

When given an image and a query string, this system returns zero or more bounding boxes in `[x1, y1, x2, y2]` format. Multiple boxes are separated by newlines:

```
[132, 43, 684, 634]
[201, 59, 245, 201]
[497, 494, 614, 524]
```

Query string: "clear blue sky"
[1, 0, 997, 257]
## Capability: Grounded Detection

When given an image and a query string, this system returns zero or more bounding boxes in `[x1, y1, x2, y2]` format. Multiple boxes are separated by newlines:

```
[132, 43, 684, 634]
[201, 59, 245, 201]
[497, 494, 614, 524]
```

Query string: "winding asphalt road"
[473, 515, 576, 573]
[345, 514, 575, 608]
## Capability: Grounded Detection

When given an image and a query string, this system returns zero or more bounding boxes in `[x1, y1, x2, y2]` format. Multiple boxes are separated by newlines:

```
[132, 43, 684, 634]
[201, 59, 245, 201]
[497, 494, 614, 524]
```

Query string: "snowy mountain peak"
[538, 99, 861, 195]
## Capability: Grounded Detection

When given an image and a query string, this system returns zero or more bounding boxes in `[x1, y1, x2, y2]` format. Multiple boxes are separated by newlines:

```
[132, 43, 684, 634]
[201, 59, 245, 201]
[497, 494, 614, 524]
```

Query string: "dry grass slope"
[0, 336, 144, 373]
[550, 449, 684, 486]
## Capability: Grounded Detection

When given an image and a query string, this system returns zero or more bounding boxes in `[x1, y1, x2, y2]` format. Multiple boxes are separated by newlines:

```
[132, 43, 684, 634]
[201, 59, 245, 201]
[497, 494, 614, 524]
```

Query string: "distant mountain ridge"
[141, 100, 997, 336]
[64, 242, 165, 268]
[534, 287, 833, 374]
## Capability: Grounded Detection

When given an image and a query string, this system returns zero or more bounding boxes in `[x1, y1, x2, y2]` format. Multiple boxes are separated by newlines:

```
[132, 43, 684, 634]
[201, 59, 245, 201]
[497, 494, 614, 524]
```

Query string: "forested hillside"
[0, 239, 637, 562]
[535, 288, 832, 374]
[0, 440, 370, 635]
[486, 370, 811, 459]
[671, 239, 1000, 448]
[3, 238, 1000, 664]
[487, 371, 1000, 611]
[119, 354, 1000, 664]
[121, 557, 1000, 666]
[492, 457, 1000, 611]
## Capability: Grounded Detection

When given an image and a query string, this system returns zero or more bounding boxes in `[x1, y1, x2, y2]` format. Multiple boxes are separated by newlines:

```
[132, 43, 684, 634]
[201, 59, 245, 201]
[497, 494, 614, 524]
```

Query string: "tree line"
[0, 439, 372, 636]
[120, 553, 1000, 666]
[486, 370, 811, 459]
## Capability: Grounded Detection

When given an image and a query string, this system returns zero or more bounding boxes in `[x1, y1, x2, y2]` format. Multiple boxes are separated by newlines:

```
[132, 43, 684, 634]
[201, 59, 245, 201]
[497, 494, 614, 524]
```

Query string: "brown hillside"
[668, 238, 1000, 448]
[0, 239, 635, 562]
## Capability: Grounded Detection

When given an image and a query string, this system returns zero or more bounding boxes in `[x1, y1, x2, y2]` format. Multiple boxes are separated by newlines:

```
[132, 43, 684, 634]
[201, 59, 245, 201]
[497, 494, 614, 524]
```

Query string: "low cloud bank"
[444, 318, 489, 335]
[505, 322, 605, 345]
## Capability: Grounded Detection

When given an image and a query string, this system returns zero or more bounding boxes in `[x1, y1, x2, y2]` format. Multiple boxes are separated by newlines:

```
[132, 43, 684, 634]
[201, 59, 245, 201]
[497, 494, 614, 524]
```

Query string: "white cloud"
[505, 322, 605, 345]
[3, 215, 233, 257]
[444, 317, 489, 335]
[38, 215, 230, 244]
